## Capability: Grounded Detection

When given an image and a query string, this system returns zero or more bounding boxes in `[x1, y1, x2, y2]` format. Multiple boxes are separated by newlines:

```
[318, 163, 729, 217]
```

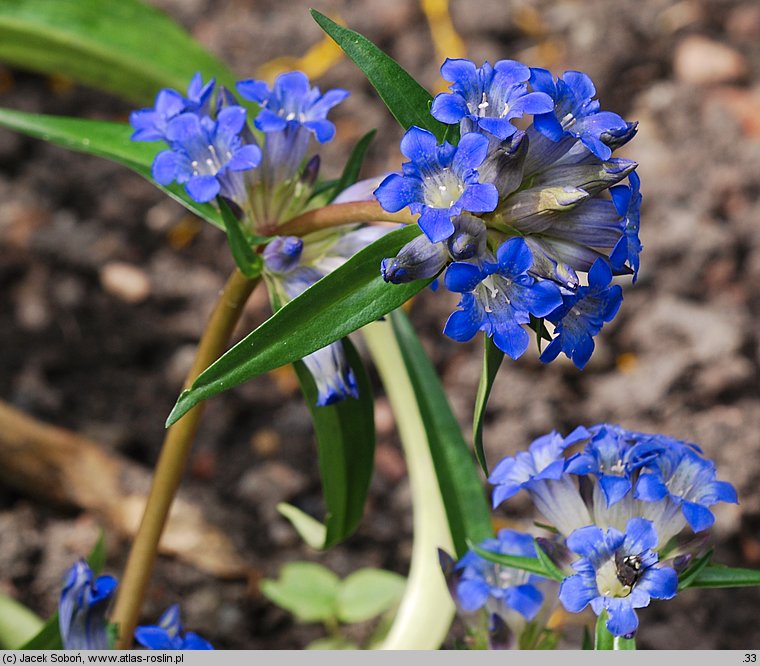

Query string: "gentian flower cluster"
[132, 72, 381, 406]
[485, 425, 737, 637]
[376, 60, 640, 365]
[59, 560, 117, 649]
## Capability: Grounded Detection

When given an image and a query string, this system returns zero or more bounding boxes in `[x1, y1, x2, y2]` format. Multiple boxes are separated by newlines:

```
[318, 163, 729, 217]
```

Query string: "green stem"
[110, 268, 257, 649]
[275, 201, 416, 237]
[362, 320, 455, 650]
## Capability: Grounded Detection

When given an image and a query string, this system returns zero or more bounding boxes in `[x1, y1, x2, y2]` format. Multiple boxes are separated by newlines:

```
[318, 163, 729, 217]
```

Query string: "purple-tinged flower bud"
[263, 236, 304, 274]
[59, 561, 117, 650]
[300, 155, 321, 187]
[478, 131, 529, 201]
[381, 234, 448, 283]
[447, 214, 488, 261]
[135, 605, 213, 650]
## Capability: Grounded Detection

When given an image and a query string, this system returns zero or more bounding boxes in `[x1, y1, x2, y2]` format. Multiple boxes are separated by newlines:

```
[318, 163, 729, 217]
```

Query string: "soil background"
[1, 0, 759, 650]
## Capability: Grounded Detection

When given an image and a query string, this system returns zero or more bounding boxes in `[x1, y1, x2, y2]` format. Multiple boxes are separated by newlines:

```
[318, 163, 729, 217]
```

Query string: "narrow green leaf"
[0, 109, 222, 228]
[86, 531, 108, 574]
[582, 625, 593, 650]
[167, 226, 429, 426]
[259, 562, 340, 623]
[292, 339, 375, 548]
[217, 197, 262, 278]
[0, 0, 238, 104]
[594, 612, 614, 650]
[469, 541, 561, 580]
[310, 10, 449, 141]
[388, 312, 493, 555]
[276, 503, 327, 550]
[472, 337, 504, 474]
[685, 563, 760, 589]
[336, 569, 406, 623]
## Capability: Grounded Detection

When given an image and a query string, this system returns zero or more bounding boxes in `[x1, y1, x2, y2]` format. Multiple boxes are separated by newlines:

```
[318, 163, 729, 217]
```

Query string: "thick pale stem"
[275, 201, 416, 237]
[111, 269, 257, 649]
[362, 321, 455, 650]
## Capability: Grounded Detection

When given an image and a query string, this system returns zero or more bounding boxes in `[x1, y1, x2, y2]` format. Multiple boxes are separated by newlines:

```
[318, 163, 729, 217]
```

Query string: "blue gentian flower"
[130, 72, 215, 142]
[559, 518, 677, 637]
[151, 106, 261, 203]
[636, 444, 738, 532]
[134, 605, 213, 650]
[529, 69, 629, 160]
[236, 72, 349, 186]
[488, 427, 593, 535]
[455, 529, 545, 621]
[540, 259, 623, 369]
[564, 424, 663, 506]
[431, 59, 553, 140]
[59, 560, 118, 650]
[374, 126, 499, 243]
[609, 172, 643, 282]
[443, 238, 562, 359]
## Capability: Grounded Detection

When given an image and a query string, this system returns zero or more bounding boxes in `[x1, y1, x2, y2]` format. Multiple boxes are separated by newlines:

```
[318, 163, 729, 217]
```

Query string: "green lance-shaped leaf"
[0, 109, 223, 228]
[310, 10, 449, 142]
[469, 540, 563, 581]
[472, 337, 504, 475]
[166, 226, 430, 426]
[0, 595, 43, 649]
[217, 197, 263, 278]
[0, 0, 238, 104]
[389, 310, 493, 556]
[683, 563, 760, 589]
[292, 339, 376, 549]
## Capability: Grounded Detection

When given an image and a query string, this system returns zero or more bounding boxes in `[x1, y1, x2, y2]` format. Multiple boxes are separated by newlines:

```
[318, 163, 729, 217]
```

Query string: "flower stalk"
[110, 268, 257, 649]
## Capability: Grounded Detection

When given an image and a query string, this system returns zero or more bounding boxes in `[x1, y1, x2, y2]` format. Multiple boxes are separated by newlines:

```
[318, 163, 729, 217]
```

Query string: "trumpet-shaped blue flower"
[431, 59, 553, 140]
[540, 259, 623, 369]
[135, 605, 213, 650]
[236, 71, 348, 143]
[374, 127, 498, 243]
[130, 72, 215, 142]
[564, 424, 663, 506]
[236, 71, 349, 186]
[559, 518, 677, 637]
[529, 69, 628, 161]
[59, 560, 117, 650]
[636, 444, 738, 532]
[609, 172, 643, 282]
[151, 106, 261, 203]
[455, 530, 545, 620]
[443, 238, 562, 359]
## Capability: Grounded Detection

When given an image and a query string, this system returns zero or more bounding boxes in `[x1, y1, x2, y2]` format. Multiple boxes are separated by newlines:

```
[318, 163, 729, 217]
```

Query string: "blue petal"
[418, 206, 455, 243]
[374, 173, 423, 213]
[599, 475, 631, 506]
[227, 144, 262, 171]
[216, 105, 247, 136]
[135, 627, 177, 650]
[681, 501, 715, 532]
[235, 79, 270, 103]
[505, 584, 544, 620]
[444, 262, 483, 293]
[458, 182, 499, 214]
[605, 597, 639, 637]
[186, 175, 220, 203]
[152, 150, 180, 185]
[452, 132, 490, 173]
[622, 517, 658, 553]
[182, 632, 214, 650]
[496, 237, 532, 276]
[634, 473, 669, 502]
[559, 571, 598, 613]
[165, 113, 201, 142]
[304, 119, 336, 143]
[400, 126, 439, 163]
[440, 58, 479, 89]
[566, 526, 606, 559]
[638, 566, 678, 600]
[457, 578, 490, 611]
[254, 108, 288, 133]
[444, 304, 481, 342]
[431, 92, 468, 124]
[492, 324, 530, 360]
